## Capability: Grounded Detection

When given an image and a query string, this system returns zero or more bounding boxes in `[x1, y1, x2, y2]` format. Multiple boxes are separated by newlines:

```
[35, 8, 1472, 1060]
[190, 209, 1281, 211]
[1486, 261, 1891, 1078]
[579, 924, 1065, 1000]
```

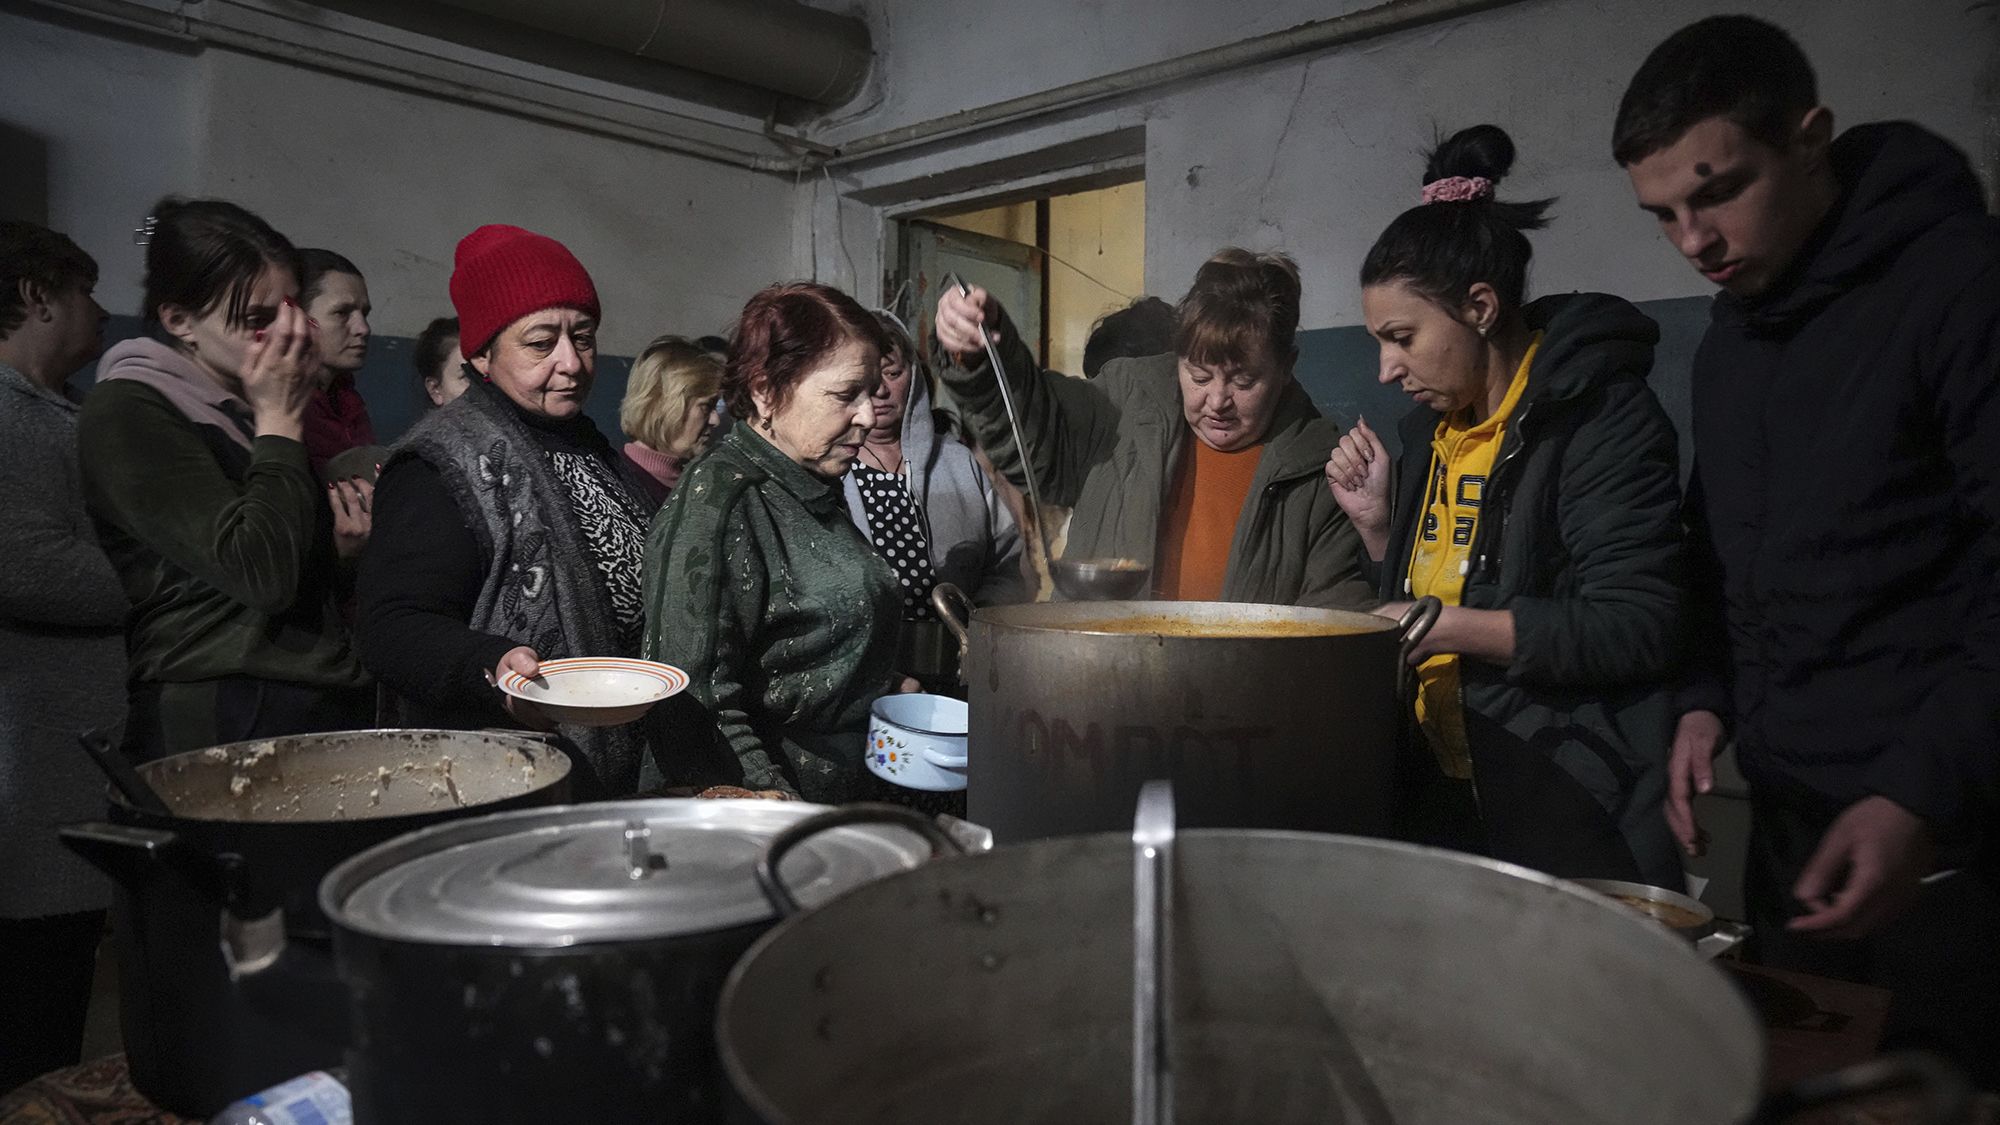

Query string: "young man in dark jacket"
[1617, 16, 2000, 1081]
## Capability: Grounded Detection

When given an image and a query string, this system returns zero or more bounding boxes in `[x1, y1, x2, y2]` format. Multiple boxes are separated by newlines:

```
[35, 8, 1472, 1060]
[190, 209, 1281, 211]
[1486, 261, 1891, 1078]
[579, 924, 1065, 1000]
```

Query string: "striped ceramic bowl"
[497, 657, 689, 727]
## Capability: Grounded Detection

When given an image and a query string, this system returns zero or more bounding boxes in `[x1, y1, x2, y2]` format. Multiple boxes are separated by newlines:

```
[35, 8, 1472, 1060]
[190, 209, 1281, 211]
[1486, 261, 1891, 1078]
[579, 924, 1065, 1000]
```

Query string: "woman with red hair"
[642, 283, 904, 802]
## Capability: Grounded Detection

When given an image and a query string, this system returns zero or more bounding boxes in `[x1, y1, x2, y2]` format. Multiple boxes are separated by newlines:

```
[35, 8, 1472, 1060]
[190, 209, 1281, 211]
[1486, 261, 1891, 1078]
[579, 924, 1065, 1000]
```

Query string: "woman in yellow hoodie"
[1327, 125, 1685, 888]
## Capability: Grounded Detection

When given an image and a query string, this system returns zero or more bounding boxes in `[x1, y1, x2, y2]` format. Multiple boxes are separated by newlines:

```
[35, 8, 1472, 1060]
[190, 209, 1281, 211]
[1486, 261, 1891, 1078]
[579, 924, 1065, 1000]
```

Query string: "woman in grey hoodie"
[843, 312, 1024, 686]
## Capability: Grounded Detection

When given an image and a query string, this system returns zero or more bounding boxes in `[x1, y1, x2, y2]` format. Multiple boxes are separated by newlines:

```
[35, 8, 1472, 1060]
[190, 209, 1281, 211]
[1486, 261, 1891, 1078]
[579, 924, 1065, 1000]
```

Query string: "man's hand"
[1788, 795, 1934, 940]
[1666, 710, 1724, 857]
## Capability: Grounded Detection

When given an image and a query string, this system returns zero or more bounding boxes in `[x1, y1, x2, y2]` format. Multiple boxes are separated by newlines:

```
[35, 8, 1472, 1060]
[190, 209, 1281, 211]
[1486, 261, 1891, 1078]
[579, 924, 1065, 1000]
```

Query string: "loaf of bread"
[697, 785, 794, 801]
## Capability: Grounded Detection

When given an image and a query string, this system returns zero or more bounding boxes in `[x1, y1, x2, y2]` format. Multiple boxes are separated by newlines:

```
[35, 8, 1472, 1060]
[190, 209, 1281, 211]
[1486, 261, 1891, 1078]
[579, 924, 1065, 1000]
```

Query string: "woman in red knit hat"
[356, 224, 663, 796]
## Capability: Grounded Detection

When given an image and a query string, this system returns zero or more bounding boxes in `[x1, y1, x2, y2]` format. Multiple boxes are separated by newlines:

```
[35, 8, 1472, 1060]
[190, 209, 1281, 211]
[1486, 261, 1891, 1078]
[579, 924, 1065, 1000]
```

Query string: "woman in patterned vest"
[356, 225, 661, 796]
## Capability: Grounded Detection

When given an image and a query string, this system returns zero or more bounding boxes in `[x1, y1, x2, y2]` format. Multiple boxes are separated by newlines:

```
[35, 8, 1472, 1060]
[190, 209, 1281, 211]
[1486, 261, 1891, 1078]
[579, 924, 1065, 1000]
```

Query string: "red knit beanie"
[449, 224, 601, 359]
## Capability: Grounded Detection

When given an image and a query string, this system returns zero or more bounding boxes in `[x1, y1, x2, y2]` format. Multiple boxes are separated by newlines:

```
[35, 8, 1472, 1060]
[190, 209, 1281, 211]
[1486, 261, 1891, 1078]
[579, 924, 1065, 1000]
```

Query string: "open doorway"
[890, 177, 1147, 599]
[892, 177, 1146, 378]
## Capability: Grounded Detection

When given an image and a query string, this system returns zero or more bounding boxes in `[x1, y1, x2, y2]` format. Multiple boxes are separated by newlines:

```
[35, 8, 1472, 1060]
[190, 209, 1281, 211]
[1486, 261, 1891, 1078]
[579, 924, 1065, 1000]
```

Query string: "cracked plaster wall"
[833, 0, 1997, 331]
[1142, 0, 1998, 327]
[3, 9, 801, 355]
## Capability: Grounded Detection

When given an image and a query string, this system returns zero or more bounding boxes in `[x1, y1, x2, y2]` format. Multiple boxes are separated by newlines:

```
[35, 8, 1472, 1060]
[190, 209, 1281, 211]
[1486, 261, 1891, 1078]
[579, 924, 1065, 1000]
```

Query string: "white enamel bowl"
[865, 693, 969, 792]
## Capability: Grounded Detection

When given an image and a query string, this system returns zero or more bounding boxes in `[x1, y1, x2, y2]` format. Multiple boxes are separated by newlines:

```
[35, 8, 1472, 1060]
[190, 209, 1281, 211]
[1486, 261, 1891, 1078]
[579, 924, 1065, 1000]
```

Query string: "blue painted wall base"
[78, 292, 1714, 470]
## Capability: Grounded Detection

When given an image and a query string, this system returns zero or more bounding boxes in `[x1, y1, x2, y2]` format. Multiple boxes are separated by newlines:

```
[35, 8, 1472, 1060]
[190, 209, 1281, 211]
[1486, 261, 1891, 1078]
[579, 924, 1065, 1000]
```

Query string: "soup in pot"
[1608, 893, 1710, 931]
[1061, 615, 1379, 638]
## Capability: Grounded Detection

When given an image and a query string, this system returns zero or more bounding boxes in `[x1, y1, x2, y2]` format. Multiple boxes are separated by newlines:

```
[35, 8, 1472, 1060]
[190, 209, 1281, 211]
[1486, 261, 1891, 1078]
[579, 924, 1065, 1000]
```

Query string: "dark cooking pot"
[318, 799, 963, 1125]
[933, 585, 1440, 843]
[60, 729, 571, 1118]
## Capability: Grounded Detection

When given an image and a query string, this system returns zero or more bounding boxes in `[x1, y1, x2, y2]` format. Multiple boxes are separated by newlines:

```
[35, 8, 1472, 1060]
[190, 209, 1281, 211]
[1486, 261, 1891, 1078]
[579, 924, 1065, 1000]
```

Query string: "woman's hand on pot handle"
[241, 298, 319, 441]
[935, 285, 1001, 364]
[1366, 603, 1511, 667]
[893, 675, 921, 694]
[489, 646, 557, 731]
[1665, 709, 1723, 858]
[1373, 600, 1438, 663]
[1327, 416, 1392, 561]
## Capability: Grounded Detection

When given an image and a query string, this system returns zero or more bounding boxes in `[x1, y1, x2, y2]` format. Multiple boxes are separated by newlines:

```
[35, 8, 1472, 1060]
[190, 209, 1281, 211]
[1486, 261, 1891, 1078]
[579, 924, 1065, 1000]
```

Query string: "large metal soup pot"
[59, 729, 572, 1118]
[319, 799, 960, 1125]
[718, 826, 1766, 1125]
[933, 585, 1440, 843]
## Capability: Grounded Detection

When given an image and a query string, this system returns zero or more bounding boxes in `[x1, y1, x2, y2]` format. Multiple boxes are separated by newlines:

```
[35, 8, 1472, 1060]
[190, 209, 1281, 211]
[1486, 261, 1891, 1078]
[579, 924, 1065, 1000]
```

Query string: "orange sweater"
[1155, 438, 1265, 601]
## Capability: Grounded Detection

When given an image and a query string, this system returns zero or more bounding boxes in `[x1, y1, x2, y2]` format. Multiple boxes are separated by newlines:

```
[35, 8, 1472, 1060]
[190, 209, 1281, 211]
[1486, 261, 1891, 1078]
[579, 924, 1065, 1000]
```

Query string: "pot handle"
[931, 583, 973, 684]
[1394, 596, 1444, 697]
[918, 743, 969, 769]
[1751, 1052, 1970, 1124]
[230, 926, 349, 1046]
[757, 803, 966, 917]
[59, 821, 178, 886]
[59, 823, 256, 908]
[220, 905, 289, 978]
[77, 729, 173, 816]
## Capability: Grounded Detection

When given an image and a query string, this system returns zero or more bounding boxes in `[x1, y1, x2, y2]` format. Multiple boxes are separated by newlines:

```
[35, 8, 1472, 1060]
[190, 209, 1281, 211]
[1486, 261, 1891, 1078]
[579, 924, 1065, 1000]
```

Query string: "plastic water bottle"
[207, 1070, 352, 1125]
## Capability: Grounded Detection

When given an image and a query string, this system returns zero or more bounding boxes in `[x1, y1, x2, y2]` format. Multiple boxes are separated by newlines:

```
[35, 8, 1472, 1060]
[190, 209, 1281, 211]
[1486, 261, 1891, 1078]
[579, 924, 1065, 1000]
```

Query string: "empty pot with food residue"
[59, 729, 572, 1118]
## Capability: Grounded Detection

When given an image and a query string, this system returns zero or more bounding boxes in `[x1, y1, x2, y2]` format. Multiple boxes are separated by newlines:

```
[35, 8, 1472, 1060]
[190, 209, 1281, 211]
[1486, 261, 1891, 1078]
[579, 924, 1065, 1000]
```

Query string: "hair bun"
[1424, 124, 1517, 189]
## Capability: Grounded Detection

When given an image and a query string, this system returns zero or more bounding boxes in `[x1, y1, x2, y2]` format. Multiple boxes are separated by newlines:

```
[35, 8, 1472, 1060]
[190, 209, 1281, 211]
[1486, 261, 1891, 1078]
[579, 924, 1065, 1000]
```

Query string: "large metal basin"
[719, 829, 1765, 1124]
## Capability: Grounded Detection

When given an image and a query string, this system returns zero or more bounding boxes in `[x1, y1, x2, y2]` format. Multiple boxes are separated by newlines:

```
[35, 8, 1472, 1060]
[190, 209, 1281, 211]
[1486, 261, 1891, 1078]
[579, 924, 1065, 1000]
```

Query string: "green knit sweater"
[643, 426, 900, 800]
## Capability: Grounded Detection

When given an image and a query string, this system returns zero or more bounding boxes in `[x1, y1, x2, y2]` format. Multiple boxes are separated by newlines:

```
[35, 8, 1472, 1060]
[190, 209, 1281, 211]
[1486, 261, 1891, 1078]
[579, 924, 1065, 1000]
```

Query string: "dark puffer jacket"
[1372, 292, 1684, 886]
[1681, 122, 2000, 843]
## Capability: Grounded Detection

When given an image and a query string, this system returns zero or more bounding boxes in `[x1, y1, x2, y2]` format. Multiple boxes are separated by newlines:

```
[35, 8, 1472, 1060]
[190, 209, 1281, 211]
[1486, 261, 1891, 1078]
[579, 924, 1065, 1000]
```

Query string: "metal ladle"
[1131, 779, 1175, 1125]
[945, 276, 1151, 601]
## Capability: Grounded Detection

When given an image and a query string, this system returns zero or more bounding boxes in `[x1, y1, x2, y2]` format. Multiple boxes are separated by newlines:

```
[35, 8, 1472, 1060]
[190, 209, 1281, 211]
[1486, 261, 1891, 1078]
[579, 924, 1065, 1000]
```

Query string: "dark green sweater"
[643, 426, 900, 800]
[78, 380, 366, 692]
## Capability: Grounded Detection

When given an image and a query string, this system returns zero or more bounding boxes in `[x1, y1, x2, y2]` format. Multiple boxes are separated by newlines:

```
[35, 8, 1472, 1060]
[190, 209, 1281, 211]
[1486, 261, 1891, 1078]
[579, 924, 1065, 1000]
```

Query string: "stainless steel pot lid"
[321, 799, 932, 947]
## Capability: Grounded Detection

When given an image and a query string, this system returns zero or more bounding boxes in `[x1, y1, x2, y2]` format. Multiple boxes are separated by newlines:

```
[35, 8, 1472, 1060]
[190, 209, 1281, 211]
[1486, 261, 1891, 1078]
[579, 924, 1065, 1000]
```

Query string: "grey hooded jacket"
[841, 368, 1026, 606]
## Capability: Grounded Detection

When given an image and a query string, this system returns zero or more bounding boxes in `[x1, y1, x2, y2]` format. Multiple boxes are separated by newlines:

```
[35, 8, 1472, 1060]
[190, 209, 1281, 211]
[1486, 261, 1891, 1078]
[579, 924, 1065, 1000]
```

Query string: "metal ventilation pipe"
[428, 0, 873, 106]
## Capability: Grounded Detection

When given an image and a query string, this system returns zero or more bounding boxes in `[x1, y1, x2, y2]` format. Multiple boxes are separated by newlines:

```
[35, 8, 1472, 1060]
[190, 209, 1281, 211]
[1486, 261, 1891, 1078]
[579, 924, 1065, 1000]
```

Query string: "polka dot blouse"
[852, 462, 938, 621]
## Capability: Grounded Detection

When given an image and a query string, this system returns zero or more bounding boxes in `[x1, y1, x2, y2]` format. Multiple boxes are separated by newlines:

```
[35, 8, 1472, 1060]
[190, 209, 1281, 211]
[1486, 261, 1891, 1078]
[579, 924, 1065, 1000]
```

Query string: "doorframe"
[801, 120, 1148, 311]
[880, 157, 1145, 357]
